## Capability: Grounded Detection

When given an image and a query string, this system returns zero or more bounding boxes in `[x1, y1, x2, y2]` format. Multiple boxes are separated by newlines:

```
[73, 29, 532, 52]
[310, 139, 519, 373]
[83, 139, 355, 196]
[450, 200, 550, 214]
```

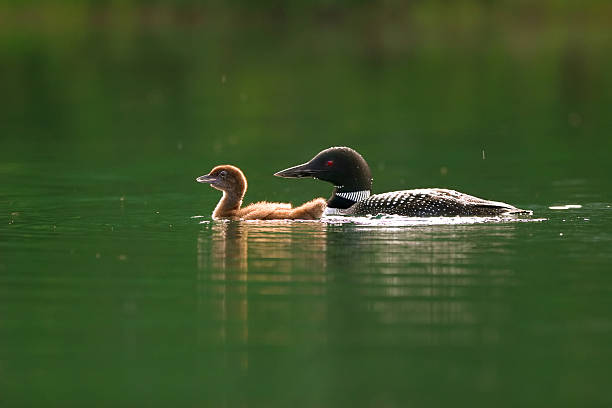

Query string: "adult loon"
[197, 164, 326, 220]
[274, 147, 531, 217]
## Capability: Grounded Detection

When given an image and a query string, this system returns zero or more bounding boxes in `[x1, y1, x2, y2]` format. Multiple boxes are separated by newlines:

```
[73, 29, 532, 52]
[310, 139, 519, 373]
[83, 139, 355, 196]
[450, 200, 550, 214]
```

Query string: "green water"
[2, 2, 612, 407]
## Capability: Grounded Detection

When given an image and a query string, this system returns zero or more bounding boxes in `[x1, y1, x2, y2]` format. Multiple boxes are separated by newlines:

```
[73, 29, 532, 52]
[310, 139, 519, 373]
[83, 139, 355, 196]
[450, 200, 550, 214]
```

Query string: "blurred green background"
[2, 0, 611, 191]
[2, 1, 612, 407]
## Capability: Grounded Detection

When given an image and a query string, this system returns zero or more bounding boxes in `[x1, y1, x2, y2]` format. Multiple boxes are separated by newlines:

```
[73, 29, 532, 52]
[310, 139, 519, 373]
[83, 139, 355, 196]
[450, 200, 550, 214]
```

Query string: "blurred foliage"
[1, 1, 611, 188]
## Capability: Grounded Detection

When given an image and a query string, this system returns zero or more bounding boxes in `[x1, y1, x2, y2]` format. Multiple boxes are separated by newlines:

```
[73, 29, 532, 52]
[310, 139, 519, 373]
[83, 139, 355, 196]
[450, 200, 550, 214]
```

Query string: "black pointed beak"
[274, 162, 320, 178]
[196, 174, 217, 184]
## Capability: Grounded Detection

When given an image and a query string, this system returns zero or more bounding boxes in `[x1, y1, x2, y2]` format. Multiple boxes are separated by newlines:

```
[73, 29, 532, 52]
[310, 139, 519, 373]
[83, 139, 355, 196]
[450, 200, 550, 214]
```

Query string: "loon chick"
[197, 165, 326, 220]
[274, 147, 532, 217]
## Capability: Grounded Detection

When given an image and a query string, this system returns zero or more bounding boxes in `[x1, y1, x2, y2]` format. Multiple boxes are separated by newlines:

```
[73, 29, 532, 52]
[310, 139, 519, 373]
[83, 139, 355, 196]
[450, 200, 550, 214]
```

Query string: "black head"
[274, 146, 372, 192]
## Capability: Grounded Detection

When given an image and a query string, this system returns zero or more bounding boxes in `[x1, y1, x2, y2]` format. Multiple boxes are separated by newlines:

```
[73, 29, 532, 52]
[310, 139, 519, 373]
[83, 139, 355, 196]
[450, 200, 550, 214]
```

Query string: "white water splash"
[320, 214, 545, 227]
[549, 204, 582, 210]
[194, 214, 545, 226]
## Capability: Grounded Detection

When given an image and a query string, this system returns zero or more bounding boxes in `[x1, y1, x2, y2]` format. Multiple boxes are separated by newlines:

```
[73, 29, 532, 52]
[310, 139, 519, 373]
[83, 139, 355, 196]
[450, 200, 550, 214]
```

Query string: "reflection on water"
[198, 220, 329, 273]
[196, 222, 250, 378]
[196, 221, 329, 377]
[198, 221, 249, 271]
[324, 222, 519, 348]
[196, 220, 521, 352]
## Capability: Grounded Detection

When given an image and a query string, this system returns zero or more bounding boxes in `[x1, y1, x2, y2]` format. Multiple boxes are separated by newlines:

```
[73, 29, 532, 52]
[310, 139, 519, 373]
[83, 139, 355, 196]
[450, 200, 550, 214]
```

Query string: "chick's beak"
[196, 174, 217, 184]
[274, 162, 319, 178]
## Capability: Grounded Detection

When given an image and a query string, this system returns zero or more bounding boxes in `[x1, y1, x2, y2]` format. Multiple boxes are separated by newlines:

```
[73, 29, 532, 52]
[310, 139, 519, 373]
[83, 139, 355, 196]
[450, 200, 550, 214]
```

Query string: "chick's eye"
[219, 171, 227, 178]
[326, 160, 334, 167]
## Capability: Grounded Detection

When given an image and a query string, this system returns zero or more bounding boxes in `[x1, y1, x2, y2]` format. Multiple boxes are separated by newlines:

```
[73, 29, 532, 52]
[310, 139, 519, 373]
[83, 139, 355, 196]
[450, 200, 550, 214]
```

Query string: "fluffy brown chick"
[196, 165, 326, 220]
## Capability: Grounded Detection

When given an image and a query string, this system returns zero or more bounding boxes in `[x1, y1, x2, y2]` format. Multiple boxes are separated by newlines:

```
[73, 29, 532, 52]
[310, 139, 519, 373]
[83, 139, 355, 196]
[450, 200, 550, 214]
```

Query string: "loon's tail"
[503, 207, 533, 216]
[475, 202, 532, 216]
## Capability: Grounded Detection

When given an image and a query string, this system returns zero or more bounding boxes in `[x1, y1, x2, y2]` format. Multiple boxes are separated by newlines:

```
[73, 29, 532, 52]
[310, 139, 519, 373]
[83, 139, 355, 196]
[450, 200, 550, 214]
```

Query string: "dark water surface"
[2, 3, 612, 407]
[2, 152, 612, 407]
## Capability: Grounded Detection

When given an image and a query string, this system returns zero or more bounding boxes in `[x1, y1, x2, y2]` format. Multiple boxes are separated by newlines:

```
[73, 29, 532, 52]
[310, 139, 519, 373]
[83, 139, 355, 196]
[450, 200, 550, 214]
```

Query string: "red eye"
[326, 160, 334, 167]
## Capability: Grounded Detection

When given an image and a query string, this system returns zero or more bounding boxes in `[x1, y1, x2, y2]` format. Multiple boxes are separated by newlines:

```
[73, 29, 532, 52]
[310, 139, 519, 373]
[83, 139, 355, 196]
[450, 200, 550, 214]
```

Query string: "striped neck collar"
[334, 190, 370, 203]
